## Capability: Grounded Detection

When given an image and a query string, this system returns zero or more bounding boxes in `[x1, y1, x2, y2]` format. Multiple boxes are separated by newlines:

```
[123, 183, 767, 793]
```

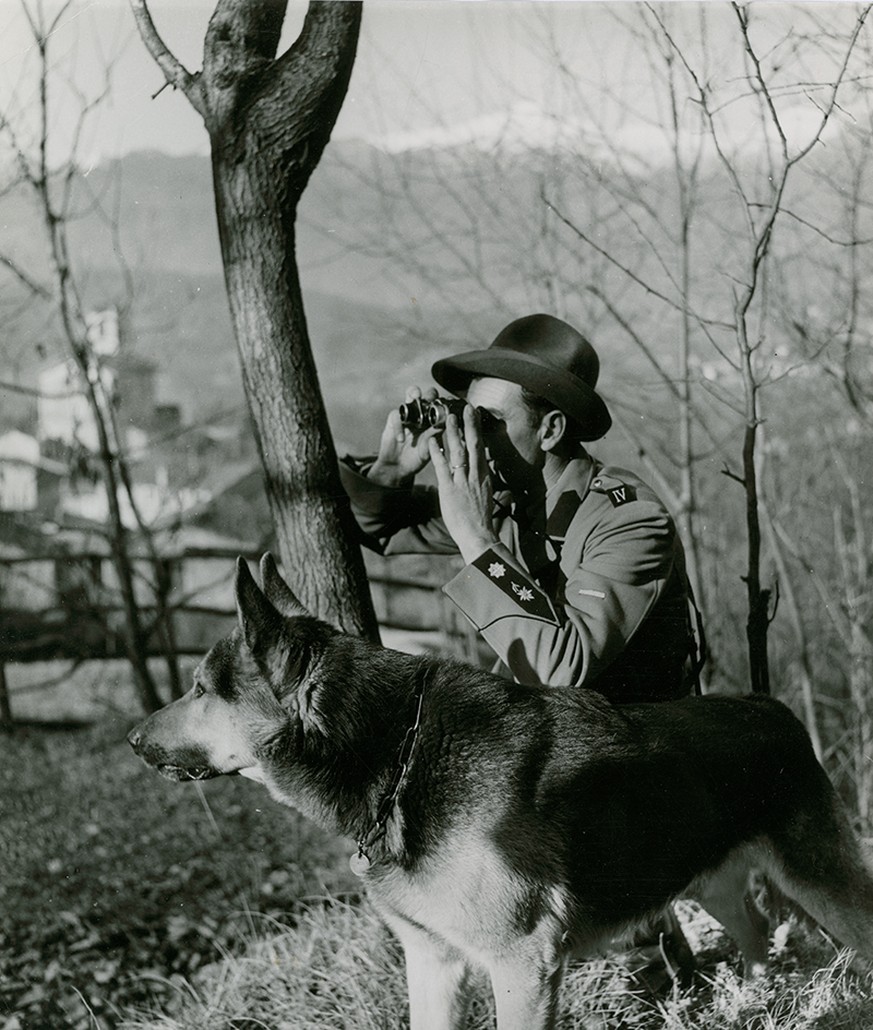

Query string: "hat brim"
[432, 349, 612, 442]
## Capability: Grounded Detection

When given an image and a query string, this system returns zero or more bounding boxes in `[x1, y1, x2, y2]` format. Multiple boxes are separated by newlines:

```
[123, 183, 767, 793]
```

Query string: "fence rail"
[0, 549, 476, 730]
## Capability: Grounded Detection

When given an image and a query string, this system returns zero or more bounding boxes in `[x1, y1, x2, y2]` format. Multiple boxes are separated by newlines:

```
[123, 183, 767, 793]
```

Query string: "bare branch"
[0, 255, 51, 299]
[0, 379, 79, 400]
[259, 1, 362, 144]
[769, 206, 873, 247]
[732, 3, 788, 159]
[721, 464, 745, 487]
[128, 0, 204, 116]
[784, 5, 872, 168]
[587, 285, 730, 443]
[544, 191, 735, 333]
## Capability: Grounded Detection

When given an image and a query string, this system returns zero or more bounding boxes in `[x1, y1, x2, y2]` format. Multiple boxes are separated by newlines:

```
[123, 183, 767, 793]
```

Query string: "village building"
[0, 307, 264, 677]
[0, 430, 66, 516]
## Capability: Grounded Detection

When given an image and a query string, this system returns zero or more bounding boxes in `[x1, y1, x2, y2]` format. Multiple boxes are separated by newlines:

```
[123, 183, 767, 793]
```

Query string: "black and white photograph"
[2, 1, 873, 1027]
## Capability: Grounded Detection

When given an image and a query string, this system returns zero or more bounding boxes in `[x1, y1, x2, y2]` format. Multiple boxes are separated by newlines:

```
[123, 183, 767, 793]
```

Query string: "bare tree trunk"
[153, 559, 184, 699]
[83, 372, 164, 711]
[848, 620, 873, 826]
[738, 381, 770, 694]
[0, 662, 13, 734]
[133, 0, 378, 637]
[759, 495, 823, 759]
[7, 3, 166, 713]
[211, 161, 371, 629]
[109, 404, 183, 699]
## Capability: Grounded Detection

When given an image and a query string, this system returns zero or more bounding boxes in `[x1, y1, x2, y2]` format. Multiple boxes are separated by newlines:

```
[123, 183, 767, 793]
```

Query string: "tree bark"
[133, 0, 378, 636]
[740, 387, 770, 695]
[0, 662, 13, 733]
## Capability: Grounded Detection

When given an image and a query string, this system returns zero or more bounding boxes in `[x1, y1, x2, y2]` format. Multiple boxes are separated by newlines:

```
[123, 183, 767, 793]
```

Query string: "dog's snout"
[127, 726, 143, 752]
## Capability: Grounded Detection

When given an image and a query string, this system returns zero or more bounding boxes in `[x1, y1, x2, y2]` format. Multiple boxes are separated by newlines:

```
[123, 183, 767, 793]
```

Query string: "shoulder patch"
[606, 484, 637, 507]
[591, 473, 638, 508]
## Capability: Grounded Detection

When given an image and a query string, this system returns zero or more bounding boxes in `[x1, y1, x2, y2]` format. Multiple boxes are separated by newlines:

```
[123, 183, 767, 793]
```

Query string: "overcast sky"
[1, 1, 867, 164]
[1, 1, 636, 159]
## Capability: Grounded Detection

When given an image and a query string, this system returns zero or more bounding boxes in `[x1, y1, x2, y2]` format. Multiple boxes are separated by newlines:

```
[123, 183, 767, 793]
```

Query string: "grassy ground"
[0, 707, 358, 1030]
[118, 897, 873, 1030]
[3, 662, 873, 1029]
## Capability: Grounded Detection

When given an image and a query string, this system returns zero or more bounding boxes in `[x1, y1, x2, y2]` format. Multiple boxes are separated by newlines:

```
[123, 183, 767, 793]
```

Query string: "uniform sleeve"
[442, 487, 677, 688]
[338, 456, 458, 556]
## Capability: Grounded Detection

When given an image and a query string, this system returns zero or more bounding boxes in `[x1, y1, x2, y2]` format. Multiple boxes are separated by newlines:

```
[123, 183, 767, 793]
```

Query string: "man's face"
[465, 377, 543, 491]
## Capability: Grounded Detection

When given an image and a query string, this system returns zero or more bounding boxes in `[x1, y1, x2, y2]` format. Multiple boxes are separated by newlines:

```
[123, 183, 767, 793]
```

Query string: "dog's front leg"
[383, 913, 472, 1030]
[488, 947, 565, 1030]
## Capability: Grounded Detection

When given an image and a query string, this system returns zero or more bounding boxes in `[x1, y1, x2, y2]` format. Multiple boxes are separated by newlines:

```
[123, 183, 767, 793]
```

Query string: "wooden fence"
[0, 548, 480, 729]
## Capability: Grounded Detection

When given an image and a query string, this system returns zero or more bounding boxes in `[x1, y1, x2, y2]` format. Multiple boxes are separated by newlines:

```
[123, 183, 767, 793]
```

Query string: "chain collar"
[349, 674, 426, 876]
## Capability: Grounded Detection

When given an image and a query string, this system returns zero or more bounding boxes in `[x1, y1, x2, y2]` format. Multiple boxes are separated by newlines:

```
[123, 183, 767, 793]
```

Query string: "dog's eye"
[192, 682, 206, 699]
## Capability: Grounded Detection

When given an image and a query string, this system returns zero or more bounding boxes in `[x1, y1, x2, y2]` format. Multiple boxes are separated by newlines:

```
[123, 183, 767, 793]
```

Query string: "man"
[339, 313, 699, 704]
[340, 314, 703, 984]
[340, 314, 703, 985]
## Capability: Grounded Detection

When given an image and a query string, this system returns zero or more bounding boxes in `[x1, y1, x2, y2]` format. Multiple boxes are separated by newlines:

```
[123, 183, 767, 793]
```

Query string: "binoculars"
[398, 396, 467, 430]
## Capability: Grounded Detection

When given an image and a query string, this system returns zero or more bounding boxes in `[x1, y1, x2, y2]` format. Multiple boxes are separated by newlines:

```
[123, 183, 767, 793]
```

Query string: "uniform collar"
[495, 454, 597, 540]
[543, 454, 598, 540]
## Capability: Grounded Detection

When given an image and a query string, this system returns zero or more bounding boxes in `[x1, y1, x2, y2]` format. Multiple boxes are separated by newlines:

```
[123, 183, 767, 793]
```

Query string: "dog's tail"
[760, 775, 873, 962]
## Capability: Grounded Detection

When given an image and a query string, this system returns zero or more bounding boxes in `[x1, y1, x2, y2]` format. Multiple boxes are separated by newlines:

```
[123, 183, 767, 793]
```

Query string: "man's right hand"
[368, 386, 440, 487]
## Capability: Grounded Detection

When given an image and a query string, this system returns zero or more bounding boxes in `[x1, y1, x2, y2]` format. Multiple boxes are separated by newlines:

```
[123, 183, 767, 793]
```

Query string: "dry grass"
[119, 898, 873, 1030]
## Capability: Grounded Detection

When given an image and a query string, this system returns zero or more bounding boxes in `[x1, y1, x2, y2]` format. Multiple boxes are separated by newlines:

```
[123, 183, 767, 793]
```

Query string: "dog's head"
[128, 554, 331, 783]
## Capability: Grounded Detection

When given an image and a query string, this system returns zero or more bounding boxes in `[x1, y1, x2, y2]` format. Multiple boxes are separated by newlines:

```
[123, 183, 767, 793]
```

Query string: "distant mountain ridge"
[1, 129, 860, 444]
[0, 143, 502, 441]
[1, 138, 567, 422]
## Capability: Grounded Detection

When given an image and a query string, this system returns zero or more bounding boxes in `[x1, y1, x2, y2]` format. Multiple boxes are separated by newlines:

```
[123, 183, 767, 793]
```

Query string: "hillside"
[0, 143, 668, 431]
[1, 134, 868, 449]
[0, 143, 575, 442]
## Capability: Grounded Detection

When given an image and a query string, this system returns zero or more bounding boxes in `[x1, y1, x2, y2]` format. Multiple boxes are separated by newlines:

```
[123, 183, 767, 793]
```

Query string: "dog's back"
[382, 676, 871, 947]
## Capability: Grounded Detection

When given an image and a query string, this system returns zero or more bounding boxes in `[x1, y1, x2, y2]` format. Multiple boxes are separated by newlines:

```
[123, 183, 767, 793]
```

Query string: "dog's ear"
[259, 552, 309, 618]
[235, 557, 284, 657]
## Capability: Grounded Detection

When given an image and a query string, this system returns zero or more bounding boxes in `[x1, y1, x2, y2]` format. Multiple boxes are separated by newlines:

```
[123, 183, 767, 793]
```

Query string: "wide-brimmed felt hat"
[431, 313, 611, 441]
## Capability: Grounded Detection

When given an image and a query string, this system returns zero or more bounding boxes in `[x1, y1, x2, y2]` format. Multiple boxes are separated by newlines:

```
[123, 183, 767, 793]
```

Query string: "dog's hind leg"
[693, 848, 770, 976]
[382, 913, 473, 1030]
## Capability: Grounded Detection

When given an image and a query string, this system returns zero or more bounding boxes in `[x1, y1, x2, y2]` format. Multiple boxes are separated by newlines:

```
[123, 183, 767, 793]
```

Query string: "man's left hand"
[429, 405, 497, 564]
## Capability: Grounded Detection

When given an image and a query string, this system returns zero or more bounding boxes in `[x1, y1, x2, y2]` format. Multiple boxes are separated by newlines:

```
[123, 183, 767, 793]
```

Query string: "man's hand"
[369, 387, 439, 487]
[429, 405, 497, 564]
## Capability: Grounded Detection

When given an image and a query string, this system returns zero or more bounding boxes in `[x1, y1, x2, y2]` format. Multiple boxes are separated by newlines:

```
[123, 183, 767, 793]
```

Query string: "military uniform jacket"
[339, 454, 692, 703]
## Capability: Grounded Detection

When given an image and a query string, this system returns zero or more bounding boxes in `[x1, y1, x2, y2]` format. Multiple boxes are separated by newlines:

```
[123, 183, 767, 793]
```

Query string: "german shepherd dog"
[129, 555, 873, 1029]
